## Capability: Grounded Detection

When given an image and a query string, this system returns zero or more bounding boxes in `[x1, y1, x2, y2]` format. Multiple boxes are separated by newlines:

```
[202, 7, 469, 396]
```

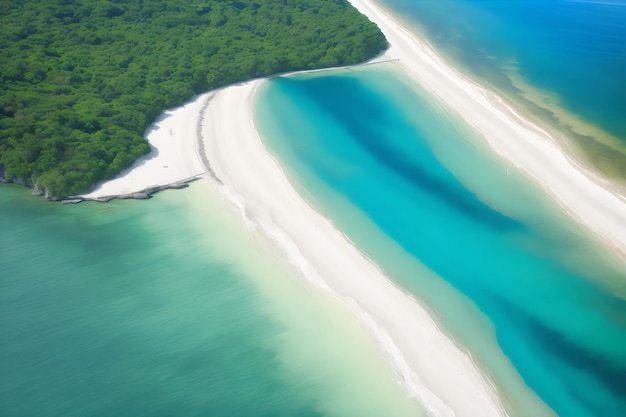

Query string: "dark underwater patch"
[284, 75, 520, 231]
[490, 292, 626, 416]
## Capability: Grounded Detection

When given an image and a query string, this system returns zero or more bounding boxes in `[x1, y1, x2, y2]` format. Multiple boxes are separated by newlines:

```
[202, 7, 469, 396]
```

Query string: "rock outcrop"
[57, 177, 197, 204]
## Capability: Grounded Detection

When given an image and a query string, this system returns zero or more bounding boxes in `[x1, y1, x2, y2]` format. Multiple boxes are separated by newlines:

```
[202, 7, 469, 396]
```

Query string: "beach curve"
[79, 94, 210, 200]
[74, 0, 626, 414]
[81, 0, 626, 260]
[346, 0, 626, 258]
[199, 79, 510, 417]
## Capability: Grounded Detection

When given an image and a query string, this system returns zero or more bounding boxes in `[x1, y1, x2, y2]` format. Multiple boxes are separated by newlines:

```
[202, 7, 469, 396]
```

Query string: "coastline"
[198, 79, 511, 417]
[80, 0, 626, 260]
[74, 0, 626, 414]
[79, 94, 210, 200]
[345, 0, 626, 258]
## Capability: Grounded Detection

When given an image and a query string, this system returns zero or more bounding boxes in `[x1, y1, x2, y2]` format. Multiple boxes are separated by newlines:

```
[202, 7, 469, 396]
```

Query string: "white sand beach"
[346, 0, 626, 256]
[80, 94, 209, 199]
[81, 0, 626, 257]
[77, 0, 626, 415]
[199, 79, 511, 417]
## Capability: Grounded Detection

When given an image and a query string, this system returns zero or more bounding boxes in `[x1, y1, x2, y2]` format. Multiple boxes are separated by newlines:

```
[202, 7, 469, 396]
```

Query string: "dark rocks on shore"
[55, 176, 197, 204]
[119, 192, 151, 200]
[96, 196, 116, 203]
[0, 169, 46, 196]
[169, 182, 189, 190]
[0, 173, 201, 204]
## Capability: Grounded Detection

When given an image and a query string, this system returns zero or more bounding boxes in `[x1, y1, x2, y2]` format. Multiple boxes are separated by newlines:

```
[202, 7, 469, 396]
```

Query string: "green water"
[254, 65, 626, 417]
[0, 183, 424, 417]
[381, 0, 626, 177]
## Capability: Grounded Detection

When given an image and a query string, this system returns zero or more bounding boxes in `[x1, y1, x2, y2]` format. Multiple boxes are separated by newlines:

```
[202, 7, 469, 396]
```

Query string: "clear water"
[380, 0, 626, 173]
[0, 183, 425, 417]
[4, 2, 626, 415]
[255, 66, 626, 417]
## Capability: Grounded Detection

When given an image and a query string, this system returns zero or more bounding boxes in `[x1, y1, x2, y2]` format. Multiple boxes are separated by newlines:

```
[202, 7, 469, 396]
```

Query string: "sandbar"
[77, 1, 626, 415]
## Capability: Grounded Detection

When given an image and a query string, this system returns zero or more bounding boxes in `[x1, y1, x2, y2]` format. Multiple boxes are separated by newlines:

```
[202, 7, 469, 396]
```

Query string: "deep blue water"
[256, 69, 626, 417]
[382, 0, 626, 142]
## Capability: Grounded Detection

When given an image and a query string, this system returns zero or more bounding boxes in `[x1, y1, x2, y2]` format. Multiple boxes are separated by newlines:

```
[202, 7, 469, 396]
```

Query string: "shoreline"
[78, 0, 626, 260]
[345, 0, 626, 259]
[73, 0, 626, 413]
[198, 79, 511, 417]
[75, 57, 394, 203]
[78, 93, 210, 201]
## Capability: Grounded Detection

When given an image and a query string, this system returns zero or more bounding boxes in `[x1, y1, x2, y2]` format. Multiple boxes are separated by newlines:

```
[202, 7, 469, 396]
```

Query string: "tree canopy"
[0, 0, 386, 198]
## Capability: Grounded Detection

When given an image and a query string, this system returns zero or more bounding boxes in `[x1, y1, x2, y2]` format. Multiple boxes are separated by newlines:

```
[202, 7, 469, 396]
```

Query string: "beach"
[77, 0, 626, 415]
[82, 0, 626, 257]
[80, 94, 209, 199]
[345, 0, 626, 256]
[200, 79, 510, 417]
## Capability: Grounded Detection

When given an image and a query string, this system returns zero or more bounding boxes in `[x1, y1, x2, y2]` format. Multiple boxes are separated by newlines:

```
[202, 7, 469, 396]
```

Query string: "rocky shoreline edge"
[58, 174, 204, 204]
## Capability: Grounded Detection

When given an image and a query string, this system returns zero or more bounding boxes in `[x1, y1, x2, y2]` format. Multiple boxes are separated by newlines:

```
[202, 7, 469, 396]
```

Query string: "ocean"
[380, 0, 626, 177]
[3, 0, 626, 416]
[254, 64, 626, 416]
[0, 183, 424, 417]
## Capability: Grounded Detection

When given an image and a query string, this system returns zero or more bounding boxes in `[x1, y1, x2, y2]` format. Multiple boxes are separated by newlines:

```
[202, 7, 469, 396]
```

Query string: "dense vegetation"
[0, 0, 386, 198]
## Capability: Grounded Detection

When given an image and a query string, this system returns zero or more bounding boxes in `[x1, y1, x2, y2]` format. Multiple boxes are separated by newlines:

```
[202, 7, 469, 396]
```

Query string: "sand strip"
[82, 0, 626, 258]
[79, 94, 210, 199]
[76, 1, 626, 414]
[198, 79, 510, 417]
[347, 0, 626, 257]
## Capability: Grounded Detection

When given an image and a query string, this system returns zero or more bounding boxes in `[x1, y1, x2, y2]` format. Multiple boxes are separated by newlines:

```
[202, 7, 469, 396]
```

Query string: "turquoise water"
[0, 184, 425, 417]
[3, 3, 626, 415]
[255, 67, 626, 417]
[381, 0, 626, 169]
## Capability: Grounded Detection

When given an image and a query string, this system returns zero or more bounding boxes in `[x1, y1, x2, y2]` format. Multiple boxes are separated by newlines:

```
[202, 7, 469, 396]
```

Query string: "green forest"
[0, 0, 386, 198]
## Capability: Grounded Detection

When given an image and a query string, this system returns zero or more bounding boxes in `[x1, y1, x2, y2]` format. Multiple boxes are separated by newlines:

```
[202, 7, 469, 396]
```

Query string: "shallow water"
[255, 66, 626, 417]
[381, 0, 626, 175]
[0, 183, 424, 417]
[4, 2, 626, 415]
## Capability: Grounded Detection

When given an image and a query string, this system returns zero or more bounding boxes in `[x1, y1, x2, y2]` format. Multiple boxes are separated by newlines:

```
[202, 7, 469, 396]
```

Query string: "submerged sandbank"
[81, 76, 511, 414]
